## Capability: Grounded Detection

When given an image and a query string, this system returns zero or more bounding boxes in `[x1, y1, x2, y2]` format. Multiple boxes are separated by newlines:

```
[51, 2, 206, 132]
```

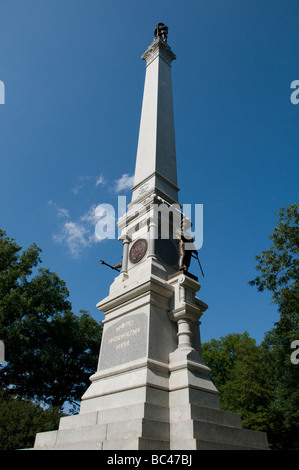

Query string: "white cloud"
[80, 203, 116, 241]
[53, 222, 92, 258]
[72, 175, 105, 194]
[71, 176, 90, 195]
[71, 187, 79, 195]
[80, 204, 99, 225]
[48, 200, 70, 218]
[95, 175, 105, 186]
[53, 203, 117, 258]
[51, 172, 131, 258]
[114, 173, 134, 192]
[57, 207, 70, 218]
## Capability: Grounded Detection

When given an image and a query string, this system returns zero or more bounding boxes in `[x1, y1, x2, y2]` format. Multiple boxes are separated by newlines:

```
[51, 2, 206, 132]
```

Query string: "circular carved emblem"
[129, 239, 148, 264]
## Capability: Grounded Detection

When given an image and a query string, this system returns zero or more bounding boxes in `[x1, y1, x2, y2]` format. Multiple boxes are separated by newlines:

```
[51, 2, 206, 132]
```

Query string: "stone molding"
[142, 37, 176, 67]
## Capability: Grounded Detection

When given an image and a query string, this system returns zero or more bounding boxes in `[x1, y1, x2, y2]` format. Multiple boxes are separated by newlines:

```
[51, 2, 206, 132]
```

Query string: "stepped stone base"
[34, 382, 268, 450]
[34, 403, 268, 450]
[33, 273, 268, 450]
[34, 390, 171, 450]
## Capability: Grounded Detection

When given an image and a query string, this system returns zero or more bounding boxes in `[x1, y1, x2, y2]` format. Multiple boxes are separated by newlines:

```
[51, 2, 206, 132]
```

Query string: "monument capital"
[142, 36, 176, 67]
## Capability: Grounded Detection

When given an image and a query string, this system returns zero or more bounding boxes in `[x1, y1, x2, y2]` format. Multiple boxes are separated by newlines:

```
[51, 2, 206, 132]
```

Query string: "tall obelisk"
[132, 24, 178, 206]
[33, 24, 268, 450]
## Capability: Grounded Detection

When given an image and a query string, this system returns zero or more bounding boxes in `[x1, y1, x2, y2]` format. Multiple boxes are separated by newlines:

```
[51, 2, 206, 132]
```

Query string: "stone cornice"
[141, 38, 176, 67]
[97, 277, 174, 316]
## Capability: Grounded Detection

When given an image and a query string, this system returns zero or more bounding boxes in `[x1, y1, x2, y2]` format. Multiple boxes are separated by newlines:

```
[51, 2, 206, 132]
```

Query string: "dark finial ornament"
[154, 23, 168, 43]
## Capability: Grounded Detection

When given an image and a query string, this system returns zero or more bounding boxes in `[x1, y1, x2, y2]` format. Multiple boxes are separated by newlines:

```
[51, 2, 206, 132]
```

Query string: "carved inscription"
[108, 320, 141, 351]
[99, 313, 147, 369]
[138, 182, 149, 196]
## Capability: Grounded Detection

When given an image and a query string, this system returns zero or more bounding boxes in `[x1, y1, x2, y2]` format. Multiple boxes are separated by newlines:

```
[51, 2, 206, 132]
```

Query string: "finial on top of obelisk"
[154, 22, 168, 43]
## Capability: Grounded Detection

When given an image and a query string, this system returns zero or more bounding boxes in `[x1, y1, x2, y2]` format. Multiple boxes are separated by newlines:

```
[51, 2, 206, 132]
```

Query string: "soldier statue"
[178, 219, 197, 272]
[154, 23, 168, 42]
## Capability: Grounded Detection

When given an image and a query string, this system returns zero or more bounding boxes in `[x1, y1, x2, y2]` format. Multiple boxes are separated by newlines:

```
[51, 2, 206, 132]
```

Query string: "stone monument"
[34, 24, 269, 450]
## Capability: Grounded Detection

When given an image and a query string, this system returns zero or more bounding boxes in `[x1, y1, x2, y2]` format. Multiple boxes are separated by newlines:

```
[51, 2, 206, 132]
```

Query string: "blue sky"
[0, 0, 298, 345]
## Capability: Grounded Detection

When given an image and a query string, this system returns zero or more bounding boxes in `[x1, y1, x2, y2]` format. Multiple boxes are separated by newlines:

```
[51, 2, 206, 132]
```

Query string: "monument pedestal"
[34, 272, 268, 450]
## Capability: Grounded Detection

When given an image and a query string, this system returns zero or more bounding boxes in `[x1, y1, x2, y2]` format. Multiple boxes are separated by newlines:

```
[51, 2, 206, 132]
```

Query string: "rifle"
[191, 251, 205, 278]
[99, 260, 121, 272]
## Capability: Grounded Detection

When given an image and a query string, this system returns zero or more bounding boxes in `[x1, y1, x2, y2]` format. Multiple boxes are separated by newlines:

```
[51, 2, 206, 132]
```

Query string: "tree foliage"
[249, 203, 299, 449]
[0, 391, 61, 450]
[249, 203, 299, 312]
[202, 333, 274, 434]
[202, 203, 299, 449]
[0, 229, 102, 409]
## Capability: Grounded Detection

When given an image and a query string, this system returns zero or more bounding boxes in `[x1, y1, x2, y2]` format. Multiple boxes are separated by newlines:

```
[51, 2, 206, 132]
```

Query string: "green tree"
[249, 203, 298, 316]
[202, 332, 273, 434]
[249, 203, 299, 449]
[201, 332, 248, 391]
[0, 391, 61, 450]
[0, 229, 102, 409]
[219, 336, 273, 433]
[260, 328, 299, 449]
